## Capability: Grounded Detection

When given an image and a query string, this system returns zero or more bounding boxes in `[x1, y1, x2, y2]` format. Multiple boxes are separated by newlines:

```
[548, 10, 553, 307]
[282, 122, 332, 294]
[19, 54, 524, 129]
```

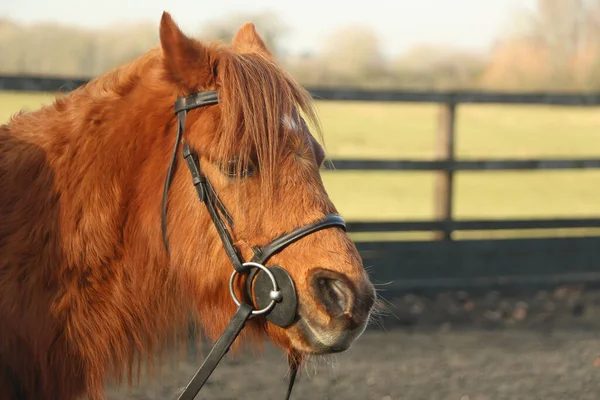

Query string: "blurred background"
[2, 1, 600, 399]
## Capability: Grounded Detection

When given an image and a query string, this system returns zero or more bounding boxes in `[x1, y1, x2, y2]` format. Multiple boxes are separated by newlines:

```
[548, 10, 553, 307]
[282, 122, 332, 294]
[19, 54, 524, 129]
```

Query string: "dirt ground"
[105, 286, 600, 400]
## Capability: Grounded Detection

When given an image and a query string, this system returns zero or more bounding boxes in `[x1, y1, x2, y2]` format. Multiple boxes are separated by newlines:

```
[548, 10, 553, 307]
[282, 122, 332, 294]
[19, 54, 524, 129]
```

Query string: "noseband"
[161, 89, 346, 400]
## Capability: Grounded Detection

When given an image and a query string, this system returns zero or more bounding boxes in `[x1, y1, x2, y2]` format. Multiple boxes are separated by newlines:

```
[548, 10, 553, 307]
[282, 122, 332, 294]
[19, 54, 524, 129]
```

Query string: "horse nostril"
[311, 271, 354, 318]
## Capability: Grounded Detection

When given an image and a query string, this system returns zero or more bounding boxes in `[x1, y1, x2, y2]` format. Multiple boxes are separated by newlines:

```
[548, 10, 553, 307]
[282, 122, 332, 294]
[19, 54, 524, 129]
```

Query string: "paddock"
[105, 286, 600, 400]
[2, 76, 600, 399]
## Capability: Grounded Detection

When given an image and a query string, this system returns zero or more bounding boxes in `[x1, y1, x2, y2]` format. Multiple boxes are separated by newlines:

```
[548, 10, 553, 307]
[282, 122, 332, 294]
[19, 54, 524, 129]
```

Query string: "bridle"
[161, 89, 347, 400]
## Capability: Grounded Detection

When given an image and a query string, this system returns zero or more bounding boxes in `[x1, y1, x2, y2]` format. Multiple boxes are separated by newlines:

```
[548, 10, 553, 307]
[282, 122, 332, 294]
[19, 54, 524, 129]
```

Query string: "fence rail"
[325, 158, 600, 171]
[6, 73, 600, 105]
[3, 74, 600, 293]
[346, 218, 600, 233]
[310, 88, 600, 106]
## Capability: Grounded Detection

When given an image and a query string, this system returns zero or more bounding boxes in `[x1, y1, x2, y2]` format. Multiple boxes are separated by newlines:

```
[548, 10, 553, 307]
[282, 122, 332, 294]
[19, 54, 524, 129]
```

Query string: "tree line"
[2, 0, 600, 92]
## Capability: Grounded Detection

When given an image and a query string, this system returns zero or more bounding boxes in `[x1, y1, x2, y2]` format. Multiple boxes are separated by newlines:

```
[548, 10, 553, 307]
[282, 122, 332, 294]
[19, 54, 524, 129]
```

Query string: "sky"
[0, 0, 537, 56]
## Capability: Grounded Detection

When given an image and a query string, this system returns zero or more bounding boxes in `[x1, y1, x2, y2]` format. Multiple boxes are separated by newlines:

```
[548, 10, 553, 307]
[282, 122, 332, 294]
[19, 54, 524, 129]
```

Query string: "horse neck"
[0, 58, 197, 387]
[40, 61, 178, 273]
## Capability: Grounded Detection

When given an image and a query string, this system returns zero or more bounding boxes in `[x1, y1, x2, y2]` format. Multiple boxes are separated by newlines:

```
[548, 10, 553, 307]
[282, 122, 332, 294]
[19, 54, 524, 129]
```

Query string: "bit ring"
[229, 262, 280, 316]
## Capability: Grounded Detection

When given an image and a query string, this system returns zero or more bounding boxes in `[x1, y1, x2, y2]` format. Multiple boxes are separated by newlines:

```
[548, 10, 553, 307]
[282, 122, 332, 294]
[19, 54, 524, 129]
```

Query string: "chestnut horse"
[0, 12, 376, 400]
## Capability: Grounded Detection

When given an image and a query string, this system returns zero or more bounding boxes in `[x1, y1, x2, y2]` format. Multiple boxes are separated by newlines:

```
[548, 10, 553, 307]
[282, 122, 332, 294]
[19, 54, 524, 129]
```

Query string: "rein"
[161, 89, 346, 399]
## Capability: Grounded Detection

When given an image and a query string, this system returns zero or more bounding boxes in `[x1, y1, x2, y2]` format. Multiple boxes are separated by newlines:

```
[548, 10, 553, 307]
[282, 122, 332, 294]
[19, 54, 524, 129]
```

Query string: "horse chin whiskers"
[288, 313, 363, 356]
[299, 316, 340, 349]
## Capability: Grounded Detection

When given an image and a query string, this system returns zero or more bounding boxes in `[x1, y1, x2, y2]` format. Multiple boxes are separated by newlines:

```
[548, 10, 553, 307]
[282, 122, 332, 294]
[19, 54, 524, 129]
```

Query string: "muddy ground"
[105, 286, 600, 400]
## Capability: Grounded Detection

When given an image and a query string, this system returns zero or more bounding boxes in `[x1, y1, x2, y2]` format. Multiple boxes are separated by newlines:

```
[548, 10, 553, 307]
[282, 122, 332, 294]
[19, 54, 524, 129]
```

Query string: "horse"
[0, 12, 376, 400]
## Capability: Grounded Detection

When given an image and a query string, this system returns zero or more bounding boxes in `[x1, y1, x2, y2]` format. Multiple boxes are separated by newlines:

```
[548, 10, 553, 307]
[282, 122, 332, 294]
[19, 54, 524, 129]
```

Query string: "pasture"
[3, 89, 599, 234]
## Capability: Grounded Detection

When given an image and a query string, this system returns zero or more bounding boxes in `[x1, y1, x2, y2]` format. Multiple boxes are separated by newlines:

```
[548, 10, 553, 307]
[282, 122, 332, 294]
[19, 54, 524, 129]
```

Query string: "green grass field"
[2, 90, 599, 239]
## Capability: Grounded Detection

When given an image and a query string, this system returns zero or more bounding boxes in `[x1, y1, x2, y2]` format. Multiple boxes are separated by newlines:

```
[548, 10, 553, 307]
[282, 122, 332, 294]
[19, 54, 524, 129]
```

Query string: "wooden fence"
[3, 74, 600, 294]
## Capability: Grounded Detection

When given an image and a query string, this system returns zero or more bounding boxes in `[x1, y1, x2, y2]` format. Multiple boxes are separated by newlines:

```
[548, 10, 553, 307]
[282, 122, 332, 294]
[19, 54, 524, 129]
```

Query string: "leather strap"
[182, 141, 245, 272]
[285, 355, 299, 400]
[205, 177, 234, 227]
[176, 303, 253, 400]
[161, 90, 219, 257]
[251, 215, 346, 265]
[161, 110, 185, 256]
[174, 91, 219, 114]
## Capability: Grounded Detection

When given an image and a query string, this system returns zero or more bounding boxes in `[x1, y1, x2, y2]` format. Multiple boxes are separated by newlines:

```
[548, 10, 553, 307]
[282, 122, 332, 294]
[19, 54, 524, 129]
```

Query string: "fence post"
[433, 101, 456, 240]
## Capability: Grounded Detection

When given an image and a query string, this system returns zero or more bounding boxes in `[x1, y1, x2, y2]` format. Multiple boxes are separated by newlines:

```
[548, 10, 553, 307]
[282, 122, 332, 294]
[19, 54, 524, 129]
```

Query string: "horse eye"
[220, 158, 255, 178]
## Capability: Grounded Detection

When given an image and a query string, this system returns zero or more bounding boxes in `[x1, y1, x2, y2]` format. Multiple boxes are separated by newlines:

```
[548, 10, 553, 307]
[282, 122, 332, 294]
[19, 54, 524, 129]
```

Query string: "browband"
[174, 91, 219, 114]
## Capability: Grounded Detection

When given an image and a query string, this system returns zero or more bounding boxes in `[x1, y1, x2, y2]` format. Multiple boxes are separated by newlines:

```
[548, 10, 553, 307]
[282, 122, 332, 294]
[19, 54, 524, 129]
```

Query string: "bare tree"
[393, 45, 486, 90]
[480, 0, 600, 90]
[317, 24, 389, 87]
[197, 11, 289, 58]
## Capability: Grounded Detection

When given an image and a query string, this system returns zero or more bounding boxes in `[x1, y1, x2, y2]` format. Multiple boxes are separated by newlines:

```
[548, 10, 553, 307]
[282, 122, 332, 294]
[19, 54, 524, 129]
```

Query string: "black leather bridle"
[160, 89, 347, 400]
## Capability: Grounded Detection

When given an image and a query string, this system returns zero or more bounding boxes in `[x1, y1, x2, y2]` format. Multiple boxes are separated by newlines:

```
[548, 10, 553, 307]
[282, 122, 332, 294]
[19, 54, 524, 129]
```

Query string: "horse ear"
[231, 22, 273, 58]
[159, 11, 215, 90]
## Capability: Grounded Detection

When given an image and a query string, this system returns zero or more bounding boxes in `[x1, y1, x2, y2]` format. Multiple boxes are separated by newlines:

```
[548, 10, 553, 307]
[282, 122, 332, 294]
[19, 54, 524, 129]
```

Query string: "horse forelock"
[211, 49, 323, 201]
